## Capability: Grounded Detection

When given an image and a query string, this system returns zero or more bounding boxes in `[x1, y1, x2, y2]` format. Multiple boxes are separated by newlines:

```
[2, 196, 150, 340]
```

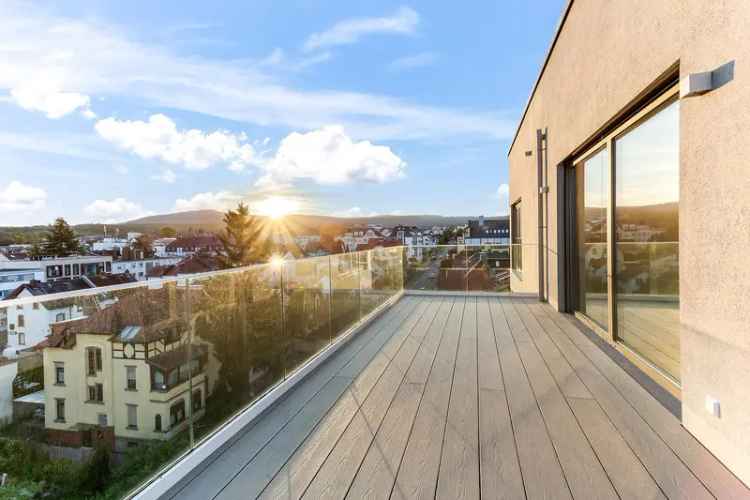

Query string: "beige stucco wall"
[508, 0, 750, 485]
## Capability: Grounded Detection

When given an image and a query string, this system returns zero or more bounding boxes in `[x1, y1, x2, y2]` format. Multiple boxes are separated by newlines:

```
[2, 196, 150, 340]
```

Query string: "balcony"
[143, 298, 747, 499]
[0, 245, 747, 499]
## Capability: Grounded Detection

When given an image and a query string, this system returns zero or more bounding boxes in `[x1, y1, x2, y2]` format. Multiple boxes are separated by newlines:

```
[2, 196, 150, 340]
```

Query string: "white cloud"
[0, 2, 512, 142]
[259, 125, 406, 186]
[496, 183, 509, 215]
[304, 6, 419, 52]
[259, 48, 332, 71]
[173, 191, 243, 212]
[10, 85, 93, 119]
[113, 164, 129, 175]
[0, 180, 47, 212]
[334, 206, 382, 218]
[84, 197, 151, 223]
[151, 168, 177, 183]
[94, 114, 258, 171]
[388, 52, 437, 71]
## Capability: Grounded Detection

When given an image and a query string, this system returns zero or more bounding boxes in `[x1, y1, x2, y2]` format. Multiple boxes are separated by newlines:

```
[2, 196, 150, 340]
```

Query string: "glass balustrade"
[0, 244, 533, 497]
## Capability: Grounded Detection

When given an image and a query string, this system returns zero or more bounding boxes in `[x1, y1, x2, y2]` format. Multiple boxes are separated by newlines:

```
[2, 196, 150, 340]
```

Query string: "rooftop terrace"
[154, 294, 748, 500]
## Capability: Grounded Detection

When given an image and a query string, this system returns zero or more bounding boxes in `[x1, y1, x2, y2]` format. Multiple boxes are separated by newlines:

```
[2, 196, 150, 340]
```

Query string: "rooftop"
[159, 295, 747, 500]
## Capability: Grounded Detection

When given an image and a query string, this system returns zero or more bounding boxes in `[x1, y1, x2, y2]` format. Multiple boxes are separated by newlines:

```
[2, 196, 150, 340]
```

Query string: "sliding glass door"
[615, 98, 680, 382]
[573, 89, 680, 385]
[576, 148, 609, 332]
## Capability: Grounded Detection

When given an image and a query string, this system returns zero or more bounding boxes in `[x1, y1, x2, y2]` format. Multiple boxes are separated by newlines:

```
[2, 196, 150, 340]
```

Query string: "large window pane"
[615, 99, 680, 382]
[576, 147, 609, 331]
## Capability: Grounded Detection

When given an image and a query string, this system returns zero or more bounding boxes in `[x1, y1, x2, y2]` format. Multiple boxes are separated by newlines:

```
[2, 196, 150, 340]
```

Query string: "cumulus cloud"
[388, 52, 437, 71]
[173, 191, 244, 212]
[304, 6, 419, 52]
[0, 2, 512, 141]
[0, 181, 47, 212]
[94, 114, 258, 171]
[10, 86, 93, 119]
[84, 197, 152, 223]
[259, 125, 406, 186]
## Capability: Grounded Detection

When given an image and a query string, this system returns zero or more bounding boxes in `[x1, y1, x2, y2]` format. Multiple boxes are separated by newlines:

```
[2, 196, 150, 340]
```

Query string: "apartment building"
[42, 288, 209, 452]
[111, 257, 182, 280]
[508, 0, 749, 483]
[463, 216, 510, 245]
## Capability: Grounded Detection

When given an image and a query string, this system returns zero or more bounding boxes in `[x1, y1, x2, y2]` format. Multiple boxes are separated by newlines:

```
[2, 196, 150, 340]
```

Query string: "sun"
[254, 196, 300, 220]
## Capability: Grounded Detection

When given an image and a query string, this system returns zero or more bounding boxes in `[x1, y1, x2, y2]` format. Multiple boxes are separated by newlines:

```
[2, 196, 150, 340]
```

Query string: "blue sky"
[0, 0, 564, 226]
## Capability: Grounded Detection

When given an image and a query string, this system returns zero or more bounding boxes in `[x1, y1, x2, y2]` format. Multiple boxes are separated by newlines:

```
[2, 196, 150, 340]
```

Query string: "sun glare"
[255, 196, 299, 220]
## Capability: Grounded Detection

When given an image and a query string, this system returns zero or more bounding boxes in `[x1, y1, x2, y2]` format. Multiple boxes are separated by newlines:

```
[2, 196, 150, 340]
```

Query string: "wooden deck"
[167, 295, 749, 500]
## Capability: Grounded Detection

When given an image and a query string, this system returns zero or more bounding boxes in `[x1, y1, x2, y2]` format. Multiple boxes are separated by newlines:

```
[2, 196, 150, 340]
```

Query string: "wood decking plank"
[476, 298, 524, 500]
[535, 303, 714, 499]
[300, 295, 439, 499]
[492, 299, 572, 500]
[391, 298, 464, 500]
[173, 297, 416, 500]
[436, 297, 480, 500]
[568, 397, 666, 500]
[509, 299, 618, 500]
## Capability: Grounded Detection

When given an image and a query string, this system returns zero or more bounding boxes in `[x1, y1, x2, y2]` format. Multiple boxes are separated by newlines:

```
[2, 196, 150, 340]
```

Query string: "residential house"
[41, 288, 210, 452]
[165, 236, 222, 257]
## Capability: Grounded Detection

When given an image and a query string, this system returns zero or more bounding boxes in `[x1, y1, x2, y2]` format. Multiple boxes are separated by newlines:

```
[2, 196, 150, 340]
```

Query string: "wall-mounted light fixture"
[525, 150, 533, 157]
[680, 60, 735, 98]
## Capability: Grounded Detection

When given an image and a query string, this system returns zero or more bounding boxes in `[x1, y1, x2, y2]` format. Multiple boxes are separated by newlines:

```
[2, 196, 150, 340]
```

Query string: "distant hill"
[124, 211, 507, 234]
[0, 210, 507, 244]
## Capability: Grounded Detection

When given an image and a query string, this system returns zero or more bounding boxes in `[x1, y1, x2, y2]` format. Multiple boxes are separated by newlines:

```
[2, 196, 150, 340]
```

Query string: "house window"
[126, 404, 138, 429]
[72, 264, 80, 275]
[55, 398, 65, 422]
[86, 347, 102, 375]
[154, 414, 162, 432]
[511, 200, 523, 275]
[33, 303, 39, 310]
[170, 400, 186, 426]
[152, 369, 166, 391]
[17, 315, 24, 328]
[98, 414, 108, 426]
[88, 383, 104, 403]
[54, 362, 65, 385]
[18, 332, 25, 345]
[64, 264, 71, 276]
[126, 366, 137, 390]
[193, 389, 202, 412]
[55, 312, 66, 322]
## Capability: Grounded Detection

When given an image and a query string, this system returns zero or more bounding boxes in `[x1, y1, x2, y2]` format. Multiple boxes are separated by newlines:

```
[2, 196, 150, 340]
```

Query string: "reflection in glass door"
[615, 98, 680, 383]
[575, 148, 609, 332]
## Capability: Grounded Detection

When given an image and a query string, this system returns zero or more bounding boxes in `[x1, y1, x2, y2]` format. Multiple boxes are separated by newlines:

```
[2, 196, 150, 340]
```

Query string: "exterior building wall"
[4, 296, 84, 358]
[508, 0, 750, 484]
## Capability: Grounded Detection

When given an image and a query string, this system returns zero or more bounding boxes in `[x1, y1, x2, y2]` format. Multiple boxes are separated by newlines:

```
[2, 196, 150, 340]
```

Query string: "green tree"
[42, 218, 80, 257]
[217, 203, 266, 268]
[159, 226, 177, 238]
[29, 242, 43, 260]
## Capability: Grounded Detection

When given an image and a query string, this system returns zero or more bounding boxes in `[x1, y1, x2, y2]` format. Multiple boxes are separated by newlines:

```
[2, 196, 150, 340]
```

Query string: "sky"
[0, 0, 565, 226]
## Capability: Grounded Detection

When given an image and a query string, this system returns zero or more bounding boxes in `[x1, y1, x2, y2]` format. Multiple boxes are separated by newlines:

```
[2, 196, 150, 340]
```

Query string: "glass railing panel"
[465, 244, 511, 292]
[329, 253, 361, 339]
[281, 255, 333, 378]
[615, 241, 680, 382]
[404, 244, 467, 291]
[369, 246, 404, 307]
[0, 280, 193, 498]
[188, 265, 285, 448]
